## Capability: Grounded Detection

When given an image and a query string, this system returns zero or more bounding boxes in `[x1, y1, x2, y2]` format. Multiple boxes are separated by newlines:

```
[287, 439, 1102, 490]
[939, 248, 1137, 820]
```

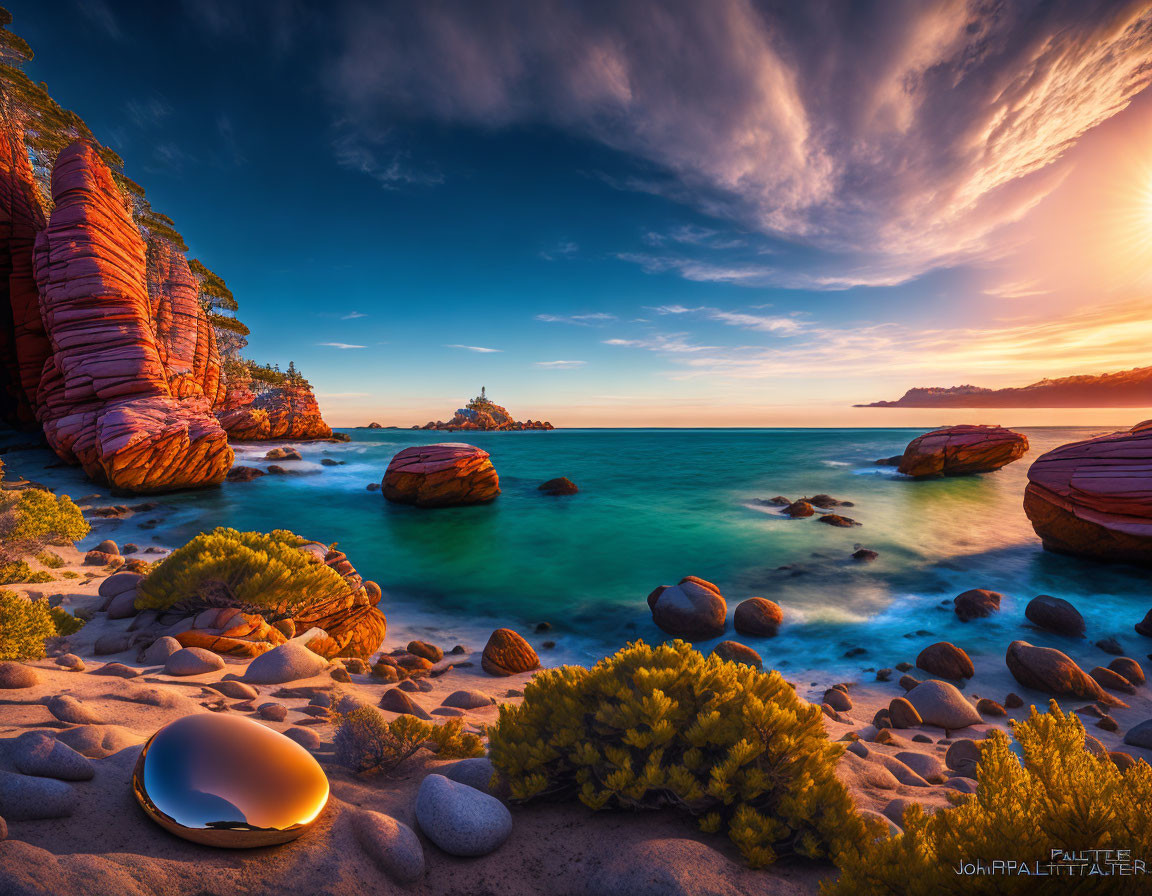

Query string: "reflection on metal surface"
[132, 713, 329, 847]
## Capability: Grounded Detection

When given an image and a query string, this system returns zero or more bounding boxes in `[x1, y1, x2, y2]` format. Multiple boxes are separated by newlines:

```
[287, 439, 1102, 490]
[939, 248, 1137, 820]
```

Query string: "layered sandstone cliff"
[31, 142, 233, 491]
[0, 25, 336, 491]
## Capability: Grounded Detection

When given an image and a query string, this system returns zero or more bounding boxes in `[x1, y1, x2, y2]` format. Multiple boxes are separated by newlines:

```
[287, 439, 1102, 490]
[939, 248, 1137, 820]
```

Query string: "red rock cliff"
[0, 103, 47, 426]
[216, 371, 332, 440]
[30, 141, 233, 491]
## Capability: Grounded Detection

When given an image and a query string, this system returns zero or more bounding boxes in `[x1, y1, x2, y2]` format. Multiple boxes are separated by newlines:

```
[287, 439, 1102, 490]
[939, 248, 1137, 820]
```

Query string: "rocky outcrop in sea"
[1024, 420, 1152, 566]
[897, 424, 1029, 477]
[419, 388, 552, 431]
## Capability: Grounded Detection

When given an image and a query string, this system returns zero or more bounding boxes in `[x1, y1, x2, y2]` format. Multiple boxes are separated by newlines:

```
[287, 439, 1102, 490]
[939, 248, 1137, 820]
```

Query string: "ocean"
[74, 425, 1147, 677]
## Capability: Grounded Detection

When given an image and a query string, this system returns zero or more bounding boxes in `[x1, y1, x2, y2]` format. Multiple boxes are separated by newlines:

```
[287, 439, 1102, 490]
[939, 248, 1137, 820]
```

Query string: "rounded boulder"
[382, 444, 499, 507]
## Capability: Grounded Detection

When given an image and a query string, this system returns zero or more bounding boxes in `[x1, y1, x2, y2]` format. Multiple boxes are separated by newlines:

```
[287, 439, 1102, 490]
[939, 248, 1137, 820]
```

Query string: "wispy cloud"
[318, 342, 367, 349]
[534, 360, 586, 369]
[604, 334, 715, 353]
[535, 312, 617, 325]
[329, 1, 1152, 285]
[609, 298, 1152, 386]
[445, 344, 502, 353]
[643, 224, 746, 250]
[539, 240, 579, 261]
[317, 391, 371, 398]
[76, 0, 123, 40]
[983, 279, 1051, 300]
[124, 96, 172, 130]
[618, 252, 914, 291]
[330, 119, 443, 189]
[341, 311, 367, 319]
[648, 304, 805, 335]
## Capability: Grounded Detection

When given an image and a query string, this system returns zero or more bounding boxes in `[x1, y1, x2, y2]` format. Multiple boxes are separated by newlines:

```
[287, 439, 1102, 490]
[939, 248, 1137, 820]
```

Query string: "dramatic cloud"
[330, 0, 1152, 284]
[445, 344, 502, 352]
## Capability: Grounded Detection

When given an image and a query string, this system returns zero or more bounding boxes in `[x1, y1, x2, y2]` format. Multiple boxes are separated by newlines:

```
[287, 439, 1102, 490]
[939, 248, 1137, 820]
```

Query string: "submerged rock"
[382, 443, 500, 507]
[898, 425, 1028, 478]
[538, 477, 578, 495]
[1025, 595, 1085, 637]
[953, 589, 1002, 622]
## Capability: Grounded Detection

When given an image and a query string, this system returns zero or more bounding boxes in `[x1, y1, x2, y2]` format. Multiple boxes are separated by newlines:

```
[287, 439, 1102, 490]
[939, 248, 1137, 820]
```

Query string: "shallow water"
[9, 426, 1151, 674]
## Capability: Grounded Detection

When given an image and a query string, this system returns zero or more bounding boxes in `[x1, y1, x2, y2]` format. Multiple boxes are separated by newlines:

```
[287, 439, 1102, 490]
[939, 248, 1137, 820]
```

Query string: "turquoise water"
[120, 426, 1151, 674]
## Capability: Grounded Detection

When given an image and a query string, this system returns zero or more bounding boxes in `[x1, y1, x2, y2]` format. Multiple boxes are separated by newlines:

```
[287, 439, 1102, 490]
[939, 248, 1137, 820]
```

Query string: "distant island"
[415, 388, 554, 431]
[858, 366, 1152, 408]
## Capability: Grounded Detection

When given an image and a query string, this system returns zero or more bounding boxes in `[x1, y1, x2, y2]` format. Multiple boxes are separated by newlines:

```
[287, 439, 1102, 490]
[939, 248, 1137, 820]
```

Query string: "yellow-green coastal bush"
[137, 527, 351, 617]
[825, 702, 1152, 895]
[333, 706, 484, 774]
[488, 640, 870, 867]
[0, 589, 57, 660]
[0, 487, 89, 560]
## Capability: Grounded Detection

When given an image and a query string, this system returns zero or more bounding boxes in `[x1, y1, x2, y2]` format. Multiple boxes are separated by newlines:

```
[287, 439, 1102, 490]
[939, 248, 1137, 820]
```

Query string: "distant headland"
[413, 388, 553, 431]
[858, 365, 1152, 408]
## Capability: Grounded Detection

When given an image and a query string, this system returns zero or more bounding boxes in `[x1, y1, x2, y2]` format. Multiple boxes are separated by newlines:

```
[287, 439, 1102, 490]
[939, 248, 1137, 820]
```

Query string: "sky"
[8, 0, 1152, 426]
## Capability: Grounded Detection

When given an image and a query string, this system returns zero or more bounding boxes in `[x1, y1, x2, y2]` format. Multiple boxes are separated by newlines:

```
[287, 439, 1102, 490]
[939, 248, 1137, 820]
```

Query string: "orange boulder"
[382, 443, 500, 507]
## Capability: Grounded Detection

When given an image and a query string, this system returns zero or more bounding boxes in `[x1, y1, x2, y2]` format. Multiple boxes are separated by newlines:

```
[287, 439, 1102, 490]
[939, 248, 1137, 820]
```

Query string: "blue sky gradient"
[10, 1, 1152, 425]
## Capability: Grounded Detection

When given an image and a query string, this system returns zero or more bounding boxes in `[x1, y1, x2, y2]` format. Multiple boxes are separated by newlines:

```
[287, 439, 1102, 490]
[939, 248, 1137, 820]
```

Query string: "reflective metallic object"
[132, 713, 329, 847]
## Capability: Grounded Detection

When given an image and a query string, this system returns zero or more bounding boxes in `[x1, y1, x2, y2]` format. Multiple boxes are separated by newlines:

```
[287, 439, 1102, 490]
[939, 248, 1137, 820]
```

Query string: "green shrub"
[0, 589, 56, 660]
[333, 705, 484, 774]
[0, 488, 90, 567]
[825, 701, 1152, 895]
[0, 561, 52, 585]
[137, 527, 352, 619]
[49, 605, 85, 636]
[37, 550, 64, 568]
[488, 640, 869, 867]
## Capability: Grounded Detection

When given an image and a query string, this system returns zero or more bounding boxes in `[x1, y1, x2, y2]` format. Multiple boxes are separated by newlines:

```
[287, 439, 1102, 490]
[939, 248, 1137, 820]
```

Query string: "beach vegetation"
[825, 701, 1152, 895]
[36, 549, 64, 568]
[136, 527, 352, 620]
[0, 561, 52, 585]
[48, 605, 85, 636]
[332, 705, 484, 774]
[0, 589, 57, 659]
[488, 639, 870, 867]
[0, 487, 89, 579]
